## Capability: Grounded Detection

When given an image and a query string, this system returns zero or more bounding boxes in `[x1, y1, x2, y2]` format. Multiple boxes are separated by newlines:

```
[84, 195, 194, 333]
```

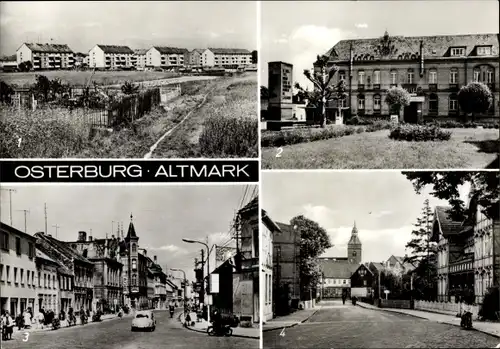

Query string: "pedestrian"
[1, 311, 6, 341]
[4, 311, 14, 340]
[37, 311, 45, 329]
[23, 309, 32, 329]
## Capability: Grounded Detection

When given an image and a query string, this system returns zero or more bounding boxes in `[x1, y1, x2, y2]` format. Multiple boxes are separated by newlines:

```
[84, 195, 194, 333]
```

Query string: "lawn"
[0, 70, 179, 87]
[261, 127, 499, 169]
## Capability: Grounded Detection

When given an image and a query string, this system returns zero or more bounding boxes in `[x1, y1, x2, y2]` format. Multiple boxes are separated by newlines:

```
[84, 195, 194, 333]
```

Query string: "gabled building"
[385, 255, 417, 276]
[202, 48, 252, 69]
[350, 263, 375, 298]
[73, 52, 88, 68]
[0, 223, 37, 317]
[16, 43, 74, 70]
[88, 45, 135, 69]
[70, 231, 123, 312]
[233, 196, 259, 325]
[133, 49, 148, 69]
[187, 49, 204, 67]
[149, 256, 168, 309]
[35, 250, 61, 314]
[146, 46, 188, 69]
[321, 32, 499, 122]
[35, 231, 94, 312]
[260, 210, 280, 320]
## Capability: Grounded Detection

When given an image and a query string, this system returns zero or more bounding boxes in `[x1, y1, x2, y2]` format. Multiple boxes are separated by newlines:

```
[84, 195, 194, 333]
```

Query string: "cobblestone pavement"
[263, 300, 500, 348]
[2, 310, 257, 349]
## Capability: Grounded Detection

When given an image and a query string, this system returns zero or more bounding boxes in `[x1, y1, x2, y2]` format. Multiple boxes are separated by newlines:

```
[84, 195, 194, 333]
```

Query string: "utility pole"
[1, 188, 17, 226]
[53, 224, 60, 238]
[44, 203, 48, 234]
[16, 209, 29, 233]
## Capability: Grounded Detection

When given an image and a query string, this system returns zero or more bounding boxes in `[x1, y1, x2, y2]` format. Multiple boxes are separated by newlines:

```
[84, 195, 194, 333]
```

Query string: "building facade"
[146, 47, 187, 69]
[35, 250, 60, 314]
[0, 223, 37, 317]
[202, 48, 252, 68]
[350, 263, 375, 298]
[16, 43, 74, 70]
[187, 49, 204, 67]
[233, 197, 259, 324]
[322, 32, 499, 122]
[133, 49, 147, 70]
[260, 210, 278, 321]
[88, 45, 135, 69]
[385, 255, 416, 276]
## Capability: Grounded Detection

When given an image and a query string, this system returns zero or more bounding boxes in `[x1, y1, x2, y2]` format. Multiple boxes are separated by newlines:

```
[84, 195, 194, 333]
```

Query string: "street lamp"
[170, 268, 187, 317]
[182, 238, 213, 322]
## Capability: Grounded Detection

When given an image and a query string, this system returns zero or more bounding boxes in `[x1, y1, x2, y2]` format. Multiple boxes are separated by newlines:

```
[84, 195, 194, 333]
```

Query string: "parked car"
[131, 310, 156, 332]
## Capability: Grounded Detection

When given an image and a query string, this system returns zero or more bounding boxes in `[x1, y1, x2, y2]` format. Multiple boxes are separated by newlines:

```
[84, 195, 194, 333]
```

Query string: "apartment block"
[88, 45, 135, 69]
[133, 49, 148, 69]
[146, 46, 188, 69]
[16, 43, 75, 70]
[187, 49, 204, 67]
[202, 48, 252, 69]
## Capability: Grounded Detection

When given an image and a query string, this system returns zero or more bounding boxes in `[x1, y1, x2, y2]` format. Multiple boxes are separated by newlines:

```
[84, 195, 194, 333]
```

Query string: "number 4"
[275, 148, 283, 158]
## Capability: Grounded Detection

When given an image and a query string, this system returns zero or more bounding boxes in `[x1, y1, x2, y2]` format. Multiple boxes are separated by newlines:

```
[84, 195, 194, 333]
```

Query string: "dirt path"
[105, 75, 219, 88]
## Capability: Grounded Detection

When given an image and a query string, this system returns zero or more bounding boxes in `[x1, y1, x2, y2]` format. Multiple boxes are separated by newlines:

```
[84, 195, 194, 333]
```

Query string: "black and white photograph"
[260, 1, 499, 169]
[0, 184, 260, 348]
[0, 1, 258, 159]
[261, 171, 500, 348]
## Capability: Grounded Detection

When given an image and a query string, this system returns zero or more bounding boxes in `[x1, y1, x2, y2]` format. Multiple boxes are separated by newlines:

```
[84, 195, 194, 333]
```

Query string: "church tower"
[347, 221, 362, 264]
[125, 213, 139, 307]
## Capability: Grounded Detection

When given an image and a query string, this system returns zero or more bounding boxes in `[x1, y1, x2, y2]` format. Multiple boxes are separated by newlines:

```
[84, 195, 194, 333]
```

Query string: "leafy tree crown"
[457, 82, 493, 114]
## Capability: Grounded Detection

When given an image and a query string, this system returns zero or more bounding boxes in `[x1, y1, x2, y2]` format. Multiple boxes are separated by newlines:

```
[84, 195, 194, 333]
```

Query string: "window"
[363, 280, 367, 286]
[358, 95, 365, 110]
[429, 69, 437, 84]
[487, 70, 494, 83]
[474, 69, 480, 82]
[44, 273, 47, 287]
[390, 70, 397, 84]
[358, 71, 365, 84]
[6, 266, 10, 282]
[14, 267, 18, 283]
[20, 269, 24, 284]
[343, 280, 346, 284]
[132, 259, 137, 270]
[429, 93, 438, 113]
[352, 251, 357, 257]
[338, 97, 346, 108]
[28, 242, 35, 259]
[450, 69, 458, 83]
[374, 95, 381, 110]
[374, 70, 380, 84]
[132, 244, 137, 253]
[339, 70, 346, 81]
[407, 69, 414, 84]
[450, 47, 465, 57]
[449, 94, 458, 111]
[38, 271, 41, 287]
[253, 227, 259, 258]
[0, 232, 9, 251]
[132, 274, 137, 286]
[53, 275, 56, 289]
[15, 237, 21, 255]
[477, 46, 492, 56]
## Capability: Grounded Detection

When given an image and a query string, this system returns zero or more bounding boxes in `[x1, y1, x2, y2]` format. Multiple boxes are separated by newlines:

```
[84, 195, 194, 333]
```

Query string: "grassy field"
[0, 73, 258, 158]
[0, 70, 179, 87]
[261, 127, 499, 169]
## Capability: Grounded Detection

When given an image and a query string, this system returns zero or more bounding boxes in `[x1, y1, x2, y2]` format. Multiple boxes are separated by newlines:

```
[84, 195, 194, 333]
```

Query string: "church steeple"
[347, 220, 362, 264]
[125, 213, 138, 243]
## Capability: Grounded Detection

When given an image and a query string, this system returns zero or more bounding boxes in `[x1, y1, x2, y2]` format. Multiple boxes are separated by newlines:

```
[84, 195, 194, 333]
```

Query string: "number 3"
[23, 332, 29, 342]
[276, 147, 283, 158]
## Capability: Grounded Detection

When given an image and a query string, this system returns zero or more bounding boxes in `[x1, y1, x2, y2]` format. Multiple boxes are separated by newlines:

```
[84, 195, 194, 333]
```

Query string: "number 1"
[276, 147, 283, 158]
[18, 137, 22, 148]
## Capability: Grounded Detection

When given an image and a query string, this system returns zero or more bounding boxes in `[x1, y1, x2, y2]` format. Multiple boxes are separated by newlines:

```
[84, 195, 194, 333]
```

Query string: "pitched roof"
[134, 49, 148, 55]
[96, 45, 134, 54]
[190, 49, 205, 54]
[352, 263, 374, 276]
[261, 210, 282, 233]
[319, 259, 358, 278]
[0, 55, 16, 61]
[208, 48, 251, 54]
[36, 249, 57, 264]
[238, 196, 258, 215]
[369, 262, 385, 272]
[153, 46, 188, 54]
[325, 33, 499, 61]
[37, 233, 93, 265]
[125, 219, 138, 242]
[348, 222, 362, 246]
[0, 222, 36, 241]
[24, 43, 73, 53]
[435, 206, 463, 237]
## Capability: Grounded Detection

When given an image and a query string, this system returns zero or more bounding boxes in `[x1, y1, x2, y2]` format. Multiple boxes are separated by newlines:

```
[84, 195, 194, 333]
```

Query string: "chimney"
[78, 231, 87, 242]
[89, 236, 93, 241]
[154, 255, 157, 263]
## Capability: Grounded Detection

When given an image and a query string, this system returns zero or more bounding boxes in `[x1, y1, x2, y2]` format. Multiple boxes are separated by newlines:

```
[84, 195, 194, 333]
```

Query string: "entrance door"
[404, 103, 419, 123]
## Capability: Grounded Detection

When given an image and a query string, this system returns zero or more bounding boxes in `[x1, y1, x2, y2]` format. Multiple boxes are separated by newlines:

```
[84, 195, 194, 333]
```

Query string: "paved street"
[264, 300, 500, 348]
[2, 310, 257, 349]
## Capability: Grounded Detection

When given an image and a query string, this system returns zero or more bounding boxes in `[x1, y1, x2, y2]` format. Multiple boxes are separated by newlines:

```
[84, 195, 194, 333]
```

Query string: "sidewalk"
[263, 306, 322, 332]
[179, 312, 259, 339]
[357, 301, 500, 338]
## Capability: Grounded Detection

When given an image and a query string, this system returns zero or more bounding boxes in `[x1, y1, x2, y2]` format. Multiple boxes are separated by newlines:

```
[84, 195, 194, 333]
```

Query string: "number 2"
[276, 147, 283, 158]
[23, 332, 29, 342]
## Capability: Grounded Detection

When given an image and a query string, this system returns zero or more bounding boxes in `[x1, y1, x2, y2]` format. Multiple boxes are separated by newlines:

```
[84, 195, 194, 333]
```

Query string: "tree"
[385, 86, 411, 117]
[458, 82, 493, 121]
[251, 50, 258, 64]
[0, 80, 14, 104]
[121, 81, 139, 95]
[290, 215, 332, 300]
[405, 199, 436, 266]
[294, 55, 346, 128]
[403, 171, 500, 221]
[31, 74, 51, 102]
[18, 61, 33, 72]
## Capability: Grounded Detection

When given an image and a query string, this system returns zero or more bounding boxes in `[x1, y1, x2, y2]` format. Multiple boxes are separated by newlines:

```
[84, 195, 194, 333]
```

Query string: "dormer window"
[450, 47, 466, 57]
[477, 46, 492, 56]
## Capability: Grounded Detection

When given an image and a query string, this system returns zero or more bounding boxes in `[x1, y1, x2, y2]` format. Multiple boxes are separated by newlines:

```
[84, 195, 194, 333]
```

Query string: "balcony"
[373, 84, 381, 90]
[402, 84, 417, 94]
[357, 84, 365, 91]
[429, 84, 438, 92]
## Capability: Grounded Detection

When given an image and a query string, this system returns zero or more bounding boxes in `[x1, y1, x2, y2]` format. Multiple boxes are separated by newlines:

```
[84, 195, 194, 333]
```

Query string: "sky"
[0, 184, 257, 282]
[0, 1, 257, 55]
[260, 0, 500, 89]
[262, 171, 471, 264]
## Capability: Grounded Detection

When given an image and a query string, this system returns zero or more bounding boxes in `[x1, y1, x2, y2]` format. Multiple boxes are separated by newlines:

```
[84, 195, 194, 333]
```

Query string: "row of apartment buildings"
[0, 217, 188, 319]
[14, 43, 255, 71]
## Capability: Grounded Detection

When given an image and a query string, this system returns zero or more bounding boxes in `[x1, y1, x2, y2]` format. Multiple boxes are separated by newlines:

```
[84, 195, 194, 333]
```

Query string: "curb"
[263, 307, 321, 333]
[179, 314, 259, 339]
[356, 302, 500, 339]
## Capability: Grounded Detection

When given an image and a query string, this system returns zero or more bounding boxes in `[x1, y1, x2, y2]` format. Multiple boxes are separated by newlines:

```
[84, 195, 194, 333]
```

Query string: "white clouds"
[370, 210, 393, 218]
[355, 23, 368, 29]
[302, 204, 337, 227]
[149, 244, 188, 255]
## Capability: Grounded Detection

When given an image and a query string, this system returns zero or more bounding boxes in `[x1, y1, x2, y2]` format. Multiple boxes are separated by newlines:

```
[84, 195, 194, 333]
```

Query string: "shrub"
[458, 82, 493, 117]
[199, 115, 258, 157]
[389, 124, 452, 142]
[385, 86, 411, 114]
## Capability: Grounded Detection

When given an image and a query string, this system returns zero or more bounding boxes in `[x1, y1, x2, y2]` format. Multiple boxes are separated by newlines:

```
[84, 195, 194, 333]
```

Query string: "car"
[131, 310, 156, 332]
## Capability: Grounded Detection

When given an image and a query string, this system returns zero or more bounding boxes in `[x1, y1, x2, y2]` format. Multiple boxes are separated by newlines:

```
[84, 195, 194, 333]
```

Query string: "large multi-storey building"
[70, 231, 123, 311]
[187, 49, 204, 67]
[322, 32, 499, 122]
[146, 47, 188, 69]
[434, 190, 500, 305]
[16, 43, 74, 70]
[260, 210, 278, 321]
[35, 250, 60, 314]
[133, 49, 147, 70]
[0, 223, 37, 317]
[88, 45, 135, 69]
[202, 48, 252, 69]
